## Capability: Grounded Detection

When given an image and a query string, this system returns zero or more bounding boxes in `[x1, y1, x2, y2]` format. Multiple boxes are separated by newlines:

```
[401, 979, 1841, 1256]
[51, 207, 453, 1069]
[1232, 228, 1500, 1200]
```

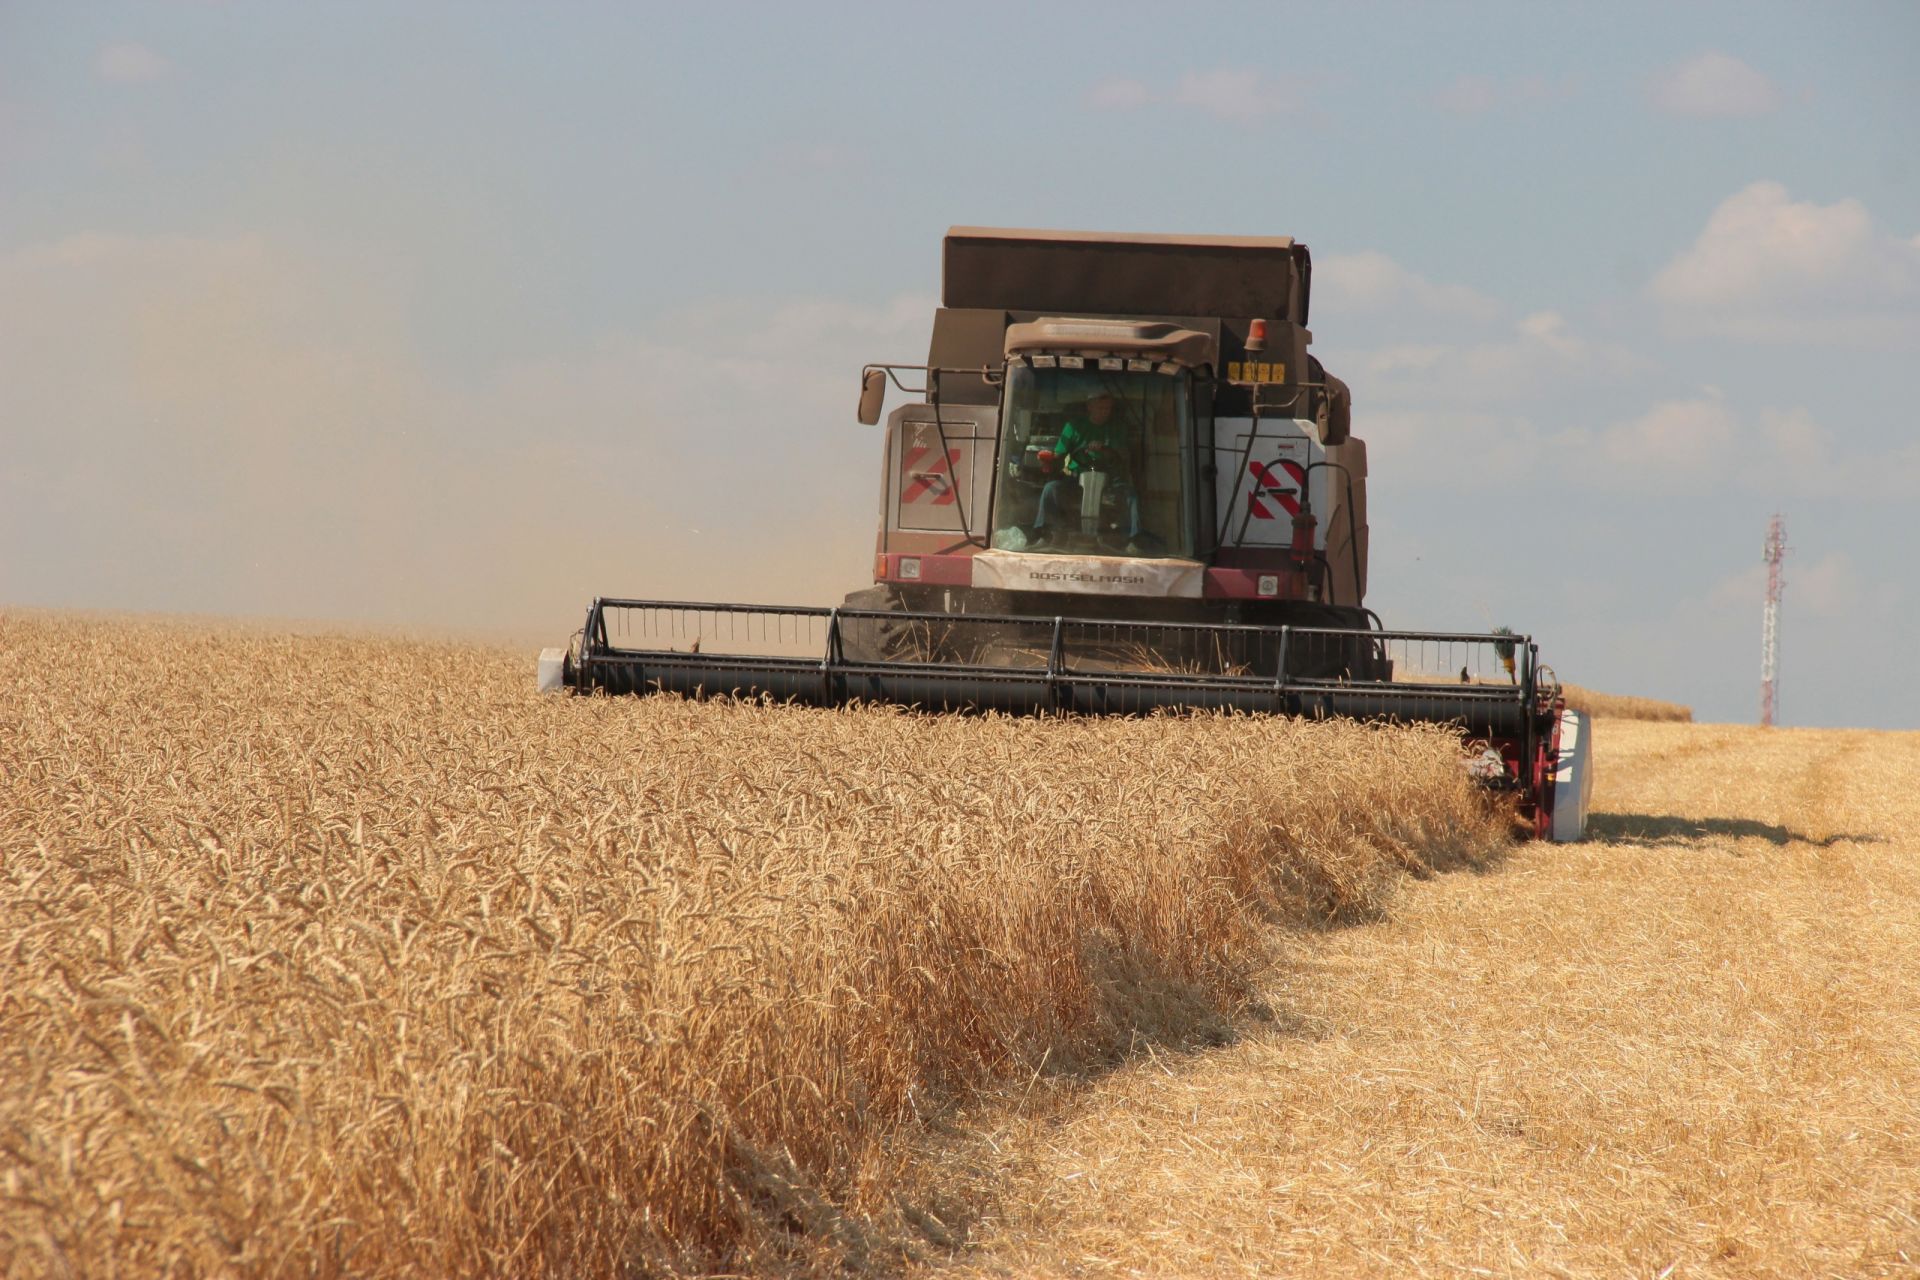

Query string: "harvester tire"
[1247, 603, 1390, 681]
[838, 586, 918, 663]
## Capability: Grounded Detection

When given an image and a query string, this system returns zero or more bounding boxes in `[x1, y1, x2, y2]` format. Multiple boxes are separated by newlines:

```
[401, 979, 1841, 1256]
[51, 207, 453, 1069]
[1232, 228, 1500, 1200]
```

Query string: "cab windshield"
[990, 365, 1195, 558]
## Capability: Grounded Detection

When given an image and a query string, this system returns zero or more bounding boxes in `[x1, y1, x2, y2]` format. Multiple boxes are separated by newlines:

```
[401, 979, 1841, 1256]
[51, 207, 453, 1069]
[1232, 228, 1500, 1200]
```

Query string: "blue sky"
[3, 2, 1917, 726]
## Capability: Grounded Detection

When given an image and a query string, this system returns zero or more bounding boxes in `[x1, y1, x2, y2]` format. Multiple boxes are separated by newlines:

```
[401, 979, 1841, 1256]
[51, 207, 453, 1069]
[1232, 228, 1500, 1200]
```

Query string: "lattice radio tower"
[1760, 513, 1787, 727]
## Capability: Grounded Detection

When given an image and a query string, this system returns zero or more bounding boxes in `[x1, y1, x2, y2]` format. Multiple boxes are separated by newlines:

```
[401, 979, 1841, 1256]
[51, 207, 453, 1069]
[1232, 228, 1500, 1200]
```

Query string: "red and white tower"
[1760, 514, 1787, 727]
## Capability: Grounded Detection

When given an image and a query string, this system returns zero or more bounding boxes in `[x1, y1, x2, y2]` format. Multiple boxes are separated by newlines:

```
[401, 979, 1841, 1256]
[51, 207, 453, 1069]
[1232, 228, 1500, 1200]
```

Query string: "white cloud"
[1358, 408, 1552, 487]
[1649, 182, 1920, 343]
[1170, 69, 1301, 122]
[1794, 552, 1867, 618]
[1360, 395, 1738, 496]
[1513, 310, 1583, 354]
[1086, 78, 1152, 110]
[1763, 415, 1920, 501]
[1430, 73, 1577, 116]
[1316, 251, 1501, 323]
[1086, 68, 1306, 122]
[1357, 388, 1920, 503]
[1574, 394, 1919, 496]
[1706, 551, 1893, 621]
[1653, 183, 1892, 303]
[94, 43, 171, 84]
[1648, 51, 1782, 118]
[1432, 75, 1498, 115]
[1596, 396, 1739, 474]
[1706, 562, 1768, 611]
[1355, 309, 1645, 405]
[1736, 407, 1920, 499]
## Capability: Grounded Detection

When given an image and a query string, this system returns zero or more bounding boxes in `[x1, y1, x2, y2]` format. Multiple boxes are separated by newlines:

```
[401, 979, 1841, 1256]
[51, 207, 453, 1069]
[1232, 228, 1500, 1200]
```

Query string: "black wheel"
[1240, 603, 1390, 681]
[838, 586, 917, 663]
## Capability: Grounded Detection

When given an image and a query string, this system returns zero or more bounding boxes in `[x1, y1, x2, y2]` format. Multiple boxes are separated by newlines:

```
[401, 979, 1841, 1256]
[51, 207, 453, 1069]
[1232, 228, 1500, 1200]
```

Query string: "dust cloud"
[0, 233, 932, 647]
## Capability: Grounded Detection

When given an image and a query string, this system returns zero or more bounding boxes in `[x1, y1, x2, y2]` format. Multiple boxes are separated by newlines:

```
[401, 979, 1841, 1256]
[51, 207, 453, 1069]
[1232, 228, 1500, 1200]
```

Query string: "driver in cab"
[1032, 391, 1144, 551]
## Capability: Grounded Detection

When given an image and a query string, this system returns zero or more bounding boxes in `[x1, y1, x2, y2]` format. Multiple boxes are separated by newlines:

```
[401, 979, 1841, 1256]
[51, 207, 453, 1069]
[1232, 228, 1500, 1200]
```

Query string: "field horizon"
[10, 602, 1798, 729]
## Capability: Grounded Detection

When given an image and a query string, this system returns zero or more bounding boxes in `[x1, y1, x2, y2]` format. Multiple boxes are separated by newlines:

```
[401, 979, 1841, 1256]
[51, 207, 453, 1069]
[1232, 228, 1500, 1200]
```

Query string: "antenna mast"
[1760, 513, 1787, 727]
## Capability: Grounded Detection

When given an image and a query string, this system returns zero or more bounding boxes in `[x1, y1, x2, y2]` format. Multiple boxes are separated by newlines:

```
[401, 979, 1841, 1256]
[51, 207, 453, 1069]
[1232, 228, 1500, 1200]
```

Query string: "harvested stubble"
[0, 614, 1505, 1277]
[929, 720, 1920, 1277]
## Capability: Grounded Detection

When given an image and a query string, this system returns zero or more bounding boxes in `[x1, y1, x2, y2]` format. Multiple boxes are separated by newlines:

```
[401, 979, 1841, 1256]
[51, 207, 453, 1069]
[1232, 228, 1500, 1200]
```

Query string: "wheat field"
[0, 613, 1508, 1278]
[1390, 668, 1691, 723]
[925, 719, 1920, 1276]
[1559, 683, 1693, 722]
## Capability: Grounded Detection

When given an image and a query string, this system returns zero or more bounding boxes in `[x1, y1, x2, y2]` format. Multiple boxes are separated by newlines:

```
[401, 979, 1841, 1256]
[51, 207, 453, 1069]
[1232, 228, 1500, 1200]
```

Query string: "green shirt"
[1056, 416, 1130, 478]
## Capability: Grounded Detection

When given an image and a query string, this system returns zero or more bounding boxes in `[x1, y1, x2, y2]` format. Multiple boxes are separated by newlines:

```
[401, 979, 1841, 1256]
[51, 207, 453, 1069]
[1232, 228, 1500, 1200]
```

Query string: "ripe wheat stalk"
[0, 613, 1508, 1277]
[1558, 684, 1692, 722]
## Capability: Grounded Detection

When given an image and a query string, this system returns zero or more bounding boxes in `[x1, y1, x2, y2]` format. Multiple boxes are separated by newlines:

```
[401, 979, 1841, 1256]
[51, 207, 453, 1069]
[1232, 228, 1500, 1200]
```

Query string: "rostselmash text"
[1023, 570, 1148, 586]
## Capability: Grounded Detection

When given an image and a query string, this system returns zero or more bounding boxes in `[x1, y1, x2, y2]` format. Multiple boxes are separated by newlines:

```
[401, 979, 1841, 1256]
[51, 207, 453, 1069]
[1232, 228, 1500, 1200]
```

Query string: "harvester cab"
[541, 227, 1594, 842]
[855, 228, 1364, 634]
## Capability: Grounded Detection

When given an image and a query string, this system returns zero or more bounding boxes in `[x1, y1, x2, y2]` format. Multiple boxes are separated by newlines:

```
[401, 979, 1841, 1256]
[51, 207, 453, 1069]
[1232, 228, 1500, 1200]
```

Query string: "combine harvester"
[541, 228, 1592, 840]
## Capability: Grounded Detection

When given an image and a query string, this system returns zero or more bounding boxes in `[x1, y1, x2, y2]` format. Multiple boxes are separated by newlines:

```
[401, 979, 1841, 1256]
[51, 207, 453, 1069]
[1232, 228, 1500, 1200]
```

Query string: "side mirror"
[857, 368, 887, 425]
[1319, 374, 1351, 446]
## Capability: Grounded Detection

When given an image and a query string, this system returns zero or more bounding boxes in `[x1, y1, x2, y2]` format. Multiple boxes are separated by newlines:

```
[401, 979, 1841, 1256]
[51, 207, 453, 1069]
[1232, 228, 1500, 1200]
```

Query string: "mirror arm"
[862, 363, 1005, 397]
